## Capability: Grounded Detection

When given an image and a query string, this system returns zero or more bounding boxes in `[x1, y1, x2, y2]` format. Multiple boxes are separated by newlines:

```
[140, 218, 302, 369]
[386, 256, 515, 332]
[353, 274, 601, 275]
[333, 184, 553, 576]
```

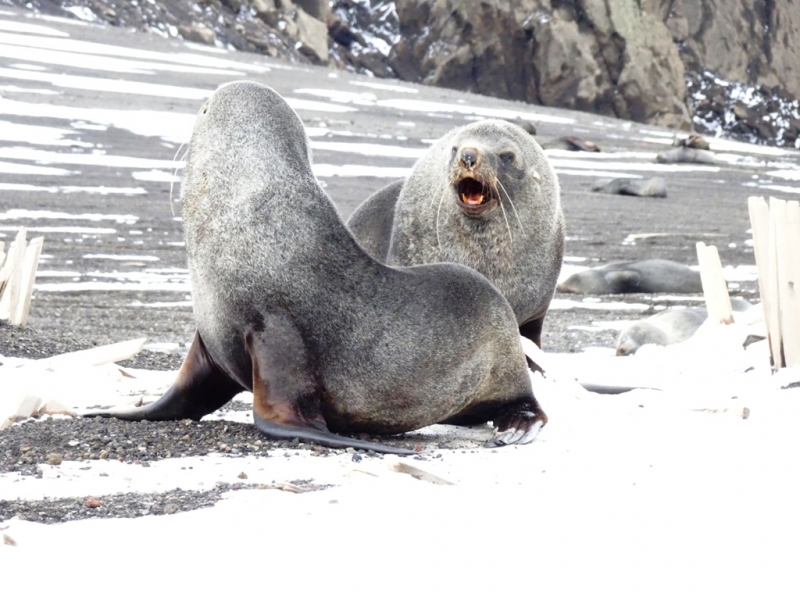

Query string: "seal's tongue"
[459, 178, 486, 205]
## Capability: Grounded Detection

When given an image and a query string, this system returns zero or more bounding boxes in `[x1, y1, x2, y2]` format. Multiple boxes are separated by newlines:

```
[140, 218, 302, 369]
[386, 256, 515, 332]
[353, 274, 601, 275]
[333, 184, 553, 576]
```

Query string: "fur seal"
[616, 298, 753, 355]
[84, 82, 546, 452]
[616, 307, 708, 356]
[557, 259, 703, 295]
[348, 119, 564, 348]
[591, 177, 667, 198]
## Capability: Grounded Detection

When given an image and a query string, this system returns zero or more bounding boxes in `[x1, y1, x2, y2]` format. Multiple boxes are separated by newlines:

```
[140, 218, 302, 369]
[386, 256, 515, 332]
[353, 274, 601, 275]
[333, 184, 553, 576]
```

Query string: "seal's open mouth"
[455, 176, 498, 216]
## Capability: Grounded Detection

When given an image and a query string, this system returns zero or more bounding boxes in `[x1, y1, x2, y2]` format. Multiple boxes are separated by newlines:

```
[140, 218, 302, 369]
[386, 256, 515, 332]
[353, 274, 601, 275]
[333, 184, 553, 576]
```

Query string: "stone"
[294, 7, 328, 64]
[177, 23, 217, 45]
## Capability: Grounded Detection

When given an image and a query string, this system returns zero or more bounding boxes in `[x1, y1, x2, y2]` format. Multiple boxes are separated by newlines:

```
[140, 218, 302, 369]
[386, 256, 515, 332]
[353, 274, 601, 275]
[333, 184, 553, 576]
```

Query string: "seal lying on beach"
[84, 82, 546, 453]
[348, 119, 564, 348]
[616, 298, 753, 355]
[616, 307, 708, 356]
[557, 259, 703, 295]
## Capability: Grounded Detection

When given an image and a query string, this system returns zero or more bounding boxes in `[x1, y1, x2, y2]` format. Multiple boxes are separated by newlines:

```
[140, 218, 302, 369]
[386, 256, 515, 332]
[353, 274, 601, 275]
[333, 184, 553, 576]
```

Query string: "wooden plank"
[696, 242, 733, 324]
[12, 236, 43, 326]
[0, 241, 8, 295]
[768, 197, 786, 368]
[777, 200, 800, 367]
[0, 228, 27, 323]
[40, 337, 148, 368]
[748, 196, 782, 369]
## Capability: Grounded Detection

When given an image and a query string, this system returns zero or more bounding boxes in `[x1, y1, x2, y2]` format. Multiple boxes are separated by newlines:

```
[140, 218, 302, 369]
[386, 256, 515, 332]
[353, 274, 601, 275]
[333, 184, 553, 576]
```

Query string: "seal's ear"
[530, 168, 542, 183]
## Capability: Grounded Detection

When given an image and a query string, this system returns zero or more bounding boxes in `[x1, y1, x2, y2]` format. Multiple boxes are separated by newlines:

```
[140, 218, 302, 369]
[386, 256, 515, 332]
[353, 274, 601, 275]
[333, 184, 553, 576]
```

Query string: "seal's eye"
[201, 102, 209, 115]
[499, 151, 515, 164]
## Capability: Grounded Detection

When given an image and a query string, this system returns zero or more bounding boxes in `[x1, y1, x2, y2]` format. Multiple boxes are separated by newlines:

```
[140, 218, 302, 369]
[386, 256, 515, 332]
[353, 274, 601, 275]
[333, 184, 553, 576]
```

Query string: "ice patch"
[0, 210, 138, 222]
[375, 98, 576, 125]
[0, 162, 74, 176]
[312, 164, 412, 178]
[0, 18, 69, 37]
[132, 170, 182, 183]
[0, 183, 146, 195]
[1, 98, 195, 144]
[0, 44, 247, 77]
[310, 140, 425, 159]
[0, 147, 183, 170]
[0, 66, 212, 100]
[350, 81, 418, 94]
[83, 254, 160, 262]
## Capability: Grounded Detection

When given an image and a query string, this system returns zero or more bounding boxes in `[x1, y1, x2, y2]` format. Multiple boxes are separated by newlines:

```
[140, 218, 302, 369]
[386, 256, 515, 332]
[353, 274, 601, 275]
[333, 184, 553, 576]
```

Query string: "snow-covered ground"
[4, 319, 800, 598]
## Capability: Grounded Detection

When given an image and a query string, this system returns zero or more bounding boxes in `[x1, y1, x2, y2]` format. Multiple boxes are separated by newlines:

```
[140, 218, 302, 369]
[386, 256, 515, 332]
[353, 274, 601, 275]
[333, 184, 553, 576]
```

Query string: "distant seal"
[84, 82, 546, 452]
[348, 119, 564, 348]
[557, 259, 703, 295]
[591, 177, 667, 198]
[616, 298, 753, 355]
[616, 307, 708, 356]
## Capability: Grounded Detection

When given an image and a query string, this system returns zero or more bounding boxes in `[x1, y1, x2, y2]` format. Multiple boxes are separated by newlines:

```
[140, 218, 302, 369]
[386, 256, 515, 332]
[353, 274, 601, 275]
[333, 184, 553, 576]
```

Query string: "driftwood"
[0, 338, 149, 429]
[696, 242, 733, 324]
[748, 196, 800, 369]
[0, 228, 44, 326]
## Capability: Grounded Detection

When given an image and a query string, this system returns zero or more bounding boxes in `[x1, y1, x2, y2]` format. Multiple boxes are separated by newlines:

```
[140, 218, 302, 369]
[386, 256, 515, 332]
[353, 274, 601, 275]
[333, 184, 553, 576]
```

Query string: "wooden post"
[13, 236, 44, 326]
[696, 242, 733, 324]
[0, 228, 27, 323]
[773, 197, 800, 367]
[748, 197, 780, 368]
[0, 241, 7, 294]
[747, 195, 800, 370]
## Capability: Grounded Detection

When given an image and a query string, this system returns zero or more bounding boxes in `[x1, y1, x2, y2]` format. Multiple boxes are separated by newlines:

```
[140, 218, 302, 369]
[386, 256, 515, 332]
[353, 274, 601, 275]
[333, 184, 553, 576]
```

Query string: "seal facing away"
[557, 259, 703, 295]
[348, 119, 564, 348]
[84, 82, 545, 453]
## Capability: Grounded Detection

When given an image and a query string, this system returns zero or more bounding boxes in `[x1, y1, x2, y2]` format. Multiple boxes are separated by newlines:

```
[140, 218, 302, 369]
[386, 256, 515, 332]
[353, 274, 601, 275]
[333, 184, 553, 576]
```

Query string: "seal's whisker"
[496, 179, 524, 232]
[498, 191, 514, 244]
[435, 184, 447, 253]
[431, 179, 446, 208]
[169, 142, 187, 218]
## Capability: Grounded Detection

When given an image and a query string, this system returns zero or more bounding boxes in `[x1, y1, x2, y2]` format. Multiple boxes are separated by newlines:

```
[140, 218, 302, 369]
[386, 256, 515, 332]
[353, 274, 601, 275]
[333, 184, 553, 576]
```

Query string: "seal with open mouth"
[84, 83, 546, 453]
[348, 119, 564, 349]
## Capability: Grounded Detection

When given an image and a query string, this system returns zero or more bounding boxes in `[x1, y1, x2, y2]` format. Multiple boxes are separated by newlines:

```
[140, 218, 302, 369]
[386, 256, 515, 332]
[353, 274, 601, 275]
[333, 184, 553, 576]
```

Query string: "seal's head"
[446, 120, 544, 219]
[615, 322, 668, 356]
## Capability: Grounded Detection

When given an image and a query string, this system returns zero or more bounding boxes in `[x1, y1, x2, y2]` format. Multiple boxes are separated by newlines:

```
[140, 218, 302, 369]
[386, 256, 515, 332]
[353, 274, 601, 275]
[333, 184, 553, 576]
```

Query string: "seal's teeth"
[461, 193, 485, 205]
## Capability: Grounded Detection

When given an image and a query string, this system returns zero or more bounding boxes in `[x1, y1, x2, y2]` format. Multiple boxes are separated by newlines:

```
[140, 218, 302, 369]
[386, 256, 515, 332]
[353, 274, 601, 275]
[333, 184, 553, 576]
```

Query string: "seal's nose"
[459, 148, 479, 170]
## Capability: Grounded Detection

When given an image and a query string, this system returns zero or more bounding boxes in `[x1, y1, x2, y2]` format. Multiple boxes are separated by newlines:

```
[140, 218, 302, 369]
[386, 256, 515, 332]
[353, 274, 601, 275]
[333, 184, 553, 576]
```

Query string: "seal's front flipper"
[484, 399, 548, 447]
[246, 329, 413, 456]
[519, 317, 544, 349]
[83, 331, 244, 421]
[605, 270, 641, 293]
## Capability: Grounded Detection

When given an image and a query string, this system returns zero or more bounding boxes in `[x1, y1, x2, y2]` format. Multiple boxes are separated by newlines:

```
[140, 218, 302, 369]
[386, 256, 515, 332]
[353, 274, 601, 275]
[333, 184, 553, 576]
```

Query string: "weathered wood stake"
[696, 242, 733, 324]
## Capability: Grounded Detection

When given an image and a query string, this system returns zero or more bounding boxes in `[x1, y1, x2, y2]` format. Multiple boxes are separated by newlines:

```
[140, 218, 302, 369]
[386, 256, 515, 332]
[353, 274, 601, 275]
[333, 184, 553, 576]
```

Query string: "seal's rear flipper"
[253, 413, 414, 455]
[246, 330, 414, 456]
[484, 399, 548, 447]
[82, 331, 244, 421]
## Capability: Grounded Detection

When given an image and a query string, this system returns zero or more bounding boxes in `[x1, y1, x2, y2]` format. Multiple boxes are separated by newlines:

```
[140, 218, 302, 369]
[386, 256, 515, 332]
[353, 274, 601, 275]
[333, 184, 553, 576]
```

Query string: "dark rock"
[177, 23, 216, 45]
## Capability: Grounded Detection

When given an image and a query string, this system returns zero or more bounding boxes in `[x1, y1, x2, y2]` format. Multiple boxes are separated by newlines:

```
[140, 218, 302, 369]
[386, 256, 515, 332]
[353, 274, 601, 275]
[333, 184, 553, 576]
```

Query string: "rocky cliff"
[4, 0, 799, 146]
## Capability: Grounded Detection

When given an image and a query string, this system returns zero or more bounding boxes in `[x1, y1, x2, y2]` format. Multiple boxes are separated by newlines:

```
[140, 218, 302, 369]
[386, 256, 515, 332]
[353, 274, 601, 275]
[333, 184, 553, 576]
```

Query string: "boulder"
[388, 0, 691, 129]
[294, 7, 329, 64]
